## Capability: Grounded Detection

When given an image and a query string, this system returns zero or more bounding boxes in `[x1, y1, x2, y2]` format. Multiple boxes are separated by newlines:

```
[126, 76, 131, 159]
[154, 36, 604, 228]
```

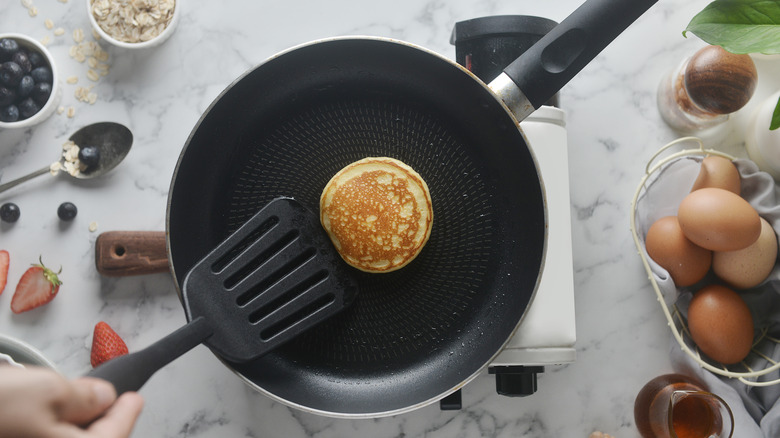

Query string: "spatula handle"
[87, 317, 211, 394]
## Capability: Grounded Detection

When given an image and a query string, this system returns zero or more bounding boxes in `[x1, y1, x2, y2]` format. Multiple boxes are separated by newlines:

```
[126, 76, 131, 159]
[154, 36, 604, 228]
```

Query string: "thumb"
[55, 378, 118, 425]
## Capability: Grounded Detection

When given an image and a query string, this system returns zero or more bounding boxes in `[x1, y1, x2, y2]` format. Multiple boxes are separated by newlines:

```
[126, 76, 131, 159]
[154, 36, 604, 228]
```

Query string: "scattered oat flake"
[29, 6, 38, 17]
[56, 106, 65, 114]
[49, 162, 62, 176]
[59, 0, 68, 3]
[86, 70, 100, 82]
[87, 57, 98, 68]
[89, 222, 98, 232]
[40, 36, 50, 46]
[87, 92, 98, 104]
[54, 28, 66, 36]
[66, 76, 79, 84]
[73, 28, 84, 43]
[44, 19, 54, 29]
[21, 0, 33, 8]
[66, 106, 75, 118]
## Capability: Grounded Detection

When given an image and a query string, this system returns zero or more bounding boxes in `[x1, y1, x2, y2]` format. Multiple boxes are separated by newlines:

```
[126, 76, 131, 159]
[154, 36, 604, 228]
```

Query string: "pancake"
[320, 157, 433, 273]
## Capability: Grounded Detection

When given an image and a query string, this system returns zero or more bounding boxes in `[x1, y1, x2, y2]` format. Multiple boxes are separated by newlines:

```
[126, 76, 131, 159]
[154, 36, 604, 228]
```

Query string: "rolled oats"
[90, 0, 176, 43]
[86, 70, 100, 82]
[28, 6, 38, 17]
[54, 28, 66, 36]
[44, 19, 54, 30]
[73, 28, 85, 43]
[66, 76, 79, 84]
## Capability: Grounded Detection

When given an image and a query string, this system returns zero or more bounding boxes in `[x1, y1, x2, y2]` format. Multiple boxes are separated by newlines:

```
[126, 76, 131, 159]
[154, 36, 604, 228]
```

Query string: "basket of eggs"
[631, 137, 780, 387]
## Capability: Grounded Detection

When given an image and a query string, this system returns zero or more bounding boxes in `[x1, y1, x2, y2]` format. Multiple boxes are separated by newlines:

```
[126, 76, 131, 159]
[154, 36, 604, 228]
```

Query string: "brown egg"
[687, 284, 754, 364]
[678, 188, 761, 251]
[691, 156, 740, 194]
[646, 216, 712, 287]
[713, 217, 778, 289]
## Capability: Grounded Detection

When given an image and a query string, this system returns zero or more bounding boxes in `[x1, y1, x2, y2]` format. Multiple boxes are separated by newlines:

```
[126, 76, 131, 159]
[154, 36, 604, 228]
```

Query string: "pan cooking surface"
[225, 96, 498, 364]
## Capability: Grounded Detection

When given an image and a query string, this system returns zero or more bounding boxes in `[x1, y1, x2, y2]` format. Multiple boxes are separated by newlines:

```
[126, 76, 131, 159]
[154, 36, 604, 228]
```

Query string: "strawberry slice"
[91, 321, 129, 368]
[10, 257, 62, 314]
[0, 250, 8, 295]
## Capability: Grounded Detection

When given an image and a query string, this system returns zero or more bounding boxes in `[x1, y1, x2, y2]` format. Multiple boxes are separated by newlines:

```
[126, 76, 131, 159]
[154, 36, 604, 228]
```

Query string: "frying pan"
[110, 0, 656, 417]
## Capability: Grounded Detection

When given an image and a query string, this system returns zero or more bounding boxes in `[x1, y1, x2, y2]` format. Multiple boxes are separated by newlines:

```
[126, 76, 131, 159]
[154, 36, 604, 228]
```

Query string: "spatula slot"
[235, 246, 316, 306]
[259, 292, 336, 341]
[223, 228, 300, 290]
[211, 216, 280, 274]
[247, 269, 329, 324]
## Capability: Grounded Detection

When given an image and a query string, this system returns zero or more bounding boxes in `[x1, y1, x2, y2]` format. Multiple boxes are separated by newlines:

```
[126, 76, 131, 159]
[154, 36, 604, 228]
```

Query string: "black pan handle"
[86, 317, 211, 395]
[489, 0, 657, 121]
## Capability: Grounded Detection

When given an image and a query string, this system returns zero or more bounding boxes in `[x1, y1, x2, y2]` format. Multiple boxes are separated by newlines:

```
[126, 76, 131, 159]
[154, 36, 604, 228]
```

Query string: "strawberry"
[10, 257, 62, 314]
[91, 321, 129, 368]
[0, 250, 8, 295]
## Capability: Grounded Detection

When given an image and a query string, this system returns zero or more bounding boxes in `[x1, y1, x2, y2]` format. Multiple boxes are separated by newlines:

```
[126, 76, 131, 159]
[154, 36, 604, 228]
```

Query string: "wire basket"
[630, 136, 780, 387]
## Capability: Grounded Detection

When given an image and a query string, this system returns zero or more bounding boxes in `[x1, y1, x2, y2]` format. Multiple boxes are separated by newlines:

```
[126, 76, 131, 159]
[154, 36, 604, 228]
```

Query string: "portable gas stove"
[441, 15, 576, 409]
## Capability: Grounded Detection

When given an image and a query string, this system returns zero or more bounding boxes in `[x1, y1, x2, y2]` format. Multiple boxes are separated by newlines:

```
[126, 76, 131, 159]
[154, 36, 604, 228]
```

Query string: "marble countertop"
[2, 0, 779, 436]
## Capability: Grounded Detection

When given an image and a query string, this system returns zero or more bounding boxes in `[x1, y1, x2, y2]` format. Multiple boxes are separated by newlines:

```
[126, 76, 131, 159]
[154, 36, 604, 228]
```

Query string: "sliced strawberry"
[91, 321, 129, 368]
[10, 257, 62, 314]
[0, 250, 8, 295]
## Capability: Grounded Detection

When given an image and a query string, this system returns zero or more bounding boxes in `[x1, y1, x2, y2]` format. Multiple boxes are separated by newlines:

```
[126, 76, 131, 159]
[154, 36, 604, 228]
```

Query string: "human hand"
[0, 366, 144, 438]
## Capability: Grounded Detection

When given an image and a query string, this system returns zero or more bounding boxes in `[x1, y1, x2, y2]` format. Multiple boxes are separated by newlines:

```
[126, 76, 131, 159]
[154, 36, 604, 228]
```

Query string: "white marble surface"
[1, 0, 779, 436]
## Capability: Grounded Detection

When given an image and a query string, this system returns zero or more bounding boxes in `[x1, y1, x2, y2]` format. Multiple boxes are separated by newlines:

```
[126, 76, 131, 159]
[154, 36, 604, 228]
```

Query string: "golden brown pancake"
[320, 157, 433, 273]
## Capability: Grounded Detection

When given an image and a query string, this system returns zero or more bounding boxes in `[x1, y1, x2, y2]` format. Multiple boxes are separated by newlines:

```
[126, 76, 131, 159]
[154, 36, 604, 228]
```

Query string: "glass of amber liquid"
[634, 374, 734, 438]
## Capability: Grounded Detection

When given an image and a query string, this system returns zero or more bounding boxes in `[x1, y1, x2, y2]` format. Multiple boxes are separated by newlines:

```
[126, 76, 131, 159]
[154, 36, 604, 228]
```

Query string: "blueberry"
[27, 51, 45, 68]
[0, 202, 20, 223]
[30, 66, 51, 83]
[57, 202, 77, 221]
[0, 39, 19, 63]
[78, 146, 101, 169]
[17, 75, 34, 98]
[0, 105, 19, 122]
[18, 97, 39, 119]
[0, 87, 15, 106]
[11, 52, 31, 73]
[0, 62, 24, 87]
[31, 82, 51, 105]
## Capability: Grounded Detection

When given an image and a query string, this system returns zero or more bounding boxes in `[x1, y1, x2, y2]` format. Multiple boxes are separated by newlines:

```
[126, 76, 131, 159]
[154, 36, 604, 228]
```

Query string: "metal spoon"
[0, 122, 133, 194]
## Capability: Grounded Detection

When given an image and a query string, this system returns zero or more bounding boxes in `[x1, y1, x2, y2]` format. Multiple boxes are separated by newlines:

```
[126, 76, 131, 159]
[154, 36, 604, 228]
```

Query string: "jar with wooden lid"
[658, 45, 757, 134]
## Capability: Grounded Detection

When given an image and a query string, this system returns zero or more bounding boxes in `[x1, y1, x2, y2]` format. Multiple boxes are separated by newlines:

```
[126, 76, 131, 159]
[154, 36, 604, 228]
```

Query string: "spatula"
[87, 197, 358, 394]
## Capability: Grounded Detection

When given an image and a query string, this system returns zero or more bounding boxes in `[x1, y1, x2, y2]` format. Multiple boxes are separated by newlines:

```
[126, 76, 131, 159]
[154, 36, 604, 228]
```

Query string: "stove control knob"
[489, 365, 544, 397]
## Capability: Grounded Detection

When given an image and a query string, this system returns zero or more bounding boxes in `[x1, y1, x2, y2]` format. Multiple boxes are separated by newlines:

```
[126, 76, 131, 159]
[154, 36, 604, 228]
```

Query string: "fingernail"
[92, 381, 116, 406]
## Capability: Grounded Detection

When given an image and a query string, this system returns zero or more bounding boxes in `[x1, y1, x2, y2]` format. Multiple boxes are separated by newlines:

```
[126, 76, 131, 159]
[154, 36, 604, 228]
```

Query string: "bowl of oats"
[0, 33, 62, 129]
[87, 0, 179, 49]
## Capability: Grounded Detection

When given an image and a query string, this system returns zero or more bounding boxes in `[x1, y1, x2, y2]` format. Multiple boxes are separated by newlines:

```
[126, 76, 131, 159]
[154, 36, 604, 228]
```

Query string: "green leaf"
[684, 0, 780, 54]
[771, 97, 780, 130]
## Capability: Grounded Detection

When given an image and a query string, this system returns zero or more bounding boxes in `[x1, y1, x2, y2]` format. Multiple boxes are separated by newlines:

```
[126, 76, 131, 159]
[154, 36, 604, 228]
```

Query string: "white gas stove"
[443, 16, 577, 407]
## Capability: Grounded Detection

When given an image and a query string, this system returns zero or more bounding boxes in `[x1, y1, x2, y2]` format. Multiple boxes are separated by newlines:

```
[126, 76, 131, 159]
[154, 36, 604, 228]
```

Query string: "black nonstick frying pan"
[152, 0, 656, 417]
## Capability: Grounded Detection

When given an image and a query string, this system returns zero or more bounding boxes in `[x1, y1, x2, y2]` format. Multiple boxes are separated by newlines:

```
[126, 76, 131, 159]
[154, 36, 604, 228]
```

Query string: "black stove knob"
[489, 365, 544, 397]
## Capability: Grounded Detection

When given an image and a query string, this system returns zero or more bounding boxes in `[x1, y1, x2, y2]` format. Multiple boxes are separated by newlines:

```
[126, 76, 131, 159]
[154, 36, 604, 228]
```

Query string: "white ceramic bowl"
[0, 33, 62, 130]
[86, 0, 181, 50]
[0, 333, 56, 369]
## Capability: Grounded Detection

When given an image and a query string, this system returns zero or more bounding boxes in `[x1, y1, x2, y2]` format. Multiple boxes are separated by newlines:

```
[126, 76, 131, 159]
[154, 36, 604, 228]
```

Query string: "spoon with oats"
[0, 122, 132, 195]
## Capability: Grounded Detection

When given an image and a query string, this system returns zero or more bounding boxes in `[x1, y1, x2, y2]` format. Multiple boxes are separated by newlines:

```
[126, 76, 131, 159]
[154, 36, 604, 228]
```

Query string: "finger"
[55, 378, 117, 425]
[86, 392, 144, 438]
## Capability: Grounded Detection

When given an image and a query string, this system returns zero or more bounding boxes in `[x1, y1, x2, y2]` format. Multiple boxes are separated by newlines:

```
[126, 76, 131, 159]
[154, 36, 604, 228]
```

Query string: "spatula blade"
[182, 197, 358, 363]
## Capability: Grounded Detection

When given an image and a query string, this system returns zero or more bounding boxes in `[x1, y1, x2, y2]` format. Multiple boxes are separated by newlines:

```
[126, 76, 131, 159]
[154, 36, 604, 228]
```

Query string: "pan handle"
[489, 0, 657, 121]
[95, 231, 170, 277]
[86, 316, 212, 394]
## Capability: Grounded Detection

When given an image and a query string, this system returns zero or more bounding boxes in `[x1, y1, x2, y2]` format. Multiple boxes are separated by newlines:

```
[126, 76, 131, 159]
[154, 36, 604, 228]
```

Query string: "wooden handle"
[95, 231, 170, 277]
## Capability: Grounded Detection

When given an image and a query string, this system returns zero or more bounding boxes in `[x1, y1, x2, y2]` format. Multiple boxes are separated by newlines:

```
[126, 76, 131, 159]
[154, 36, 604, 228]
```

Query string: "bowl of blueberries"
[0, 33, 61, 129]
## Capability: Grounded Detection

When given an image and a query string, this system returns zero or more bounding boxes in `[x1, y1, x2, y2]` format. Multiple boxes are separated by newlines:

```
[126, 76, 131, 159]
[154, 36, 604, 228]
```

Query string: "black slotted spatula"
[88, 197, 358, 394]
